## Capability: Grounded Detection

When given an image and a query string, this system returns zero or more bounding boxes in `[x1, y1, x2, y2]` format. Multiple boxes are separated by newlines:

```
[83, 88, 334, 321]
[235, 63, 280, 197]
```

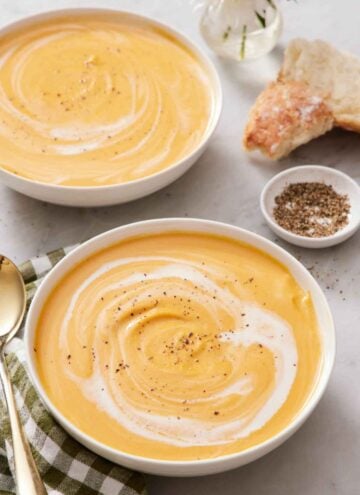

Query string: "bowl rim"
[260, 164, 360, 246]
[0, 7, 222, 191]
[24, 217, 336, 469]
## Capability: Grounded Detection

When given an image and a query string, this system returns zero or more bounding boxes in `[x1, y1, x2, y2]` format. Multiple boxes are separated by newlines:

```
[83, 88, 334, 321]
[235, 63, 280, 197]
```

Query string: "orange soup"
[0, 13, 214, 186]
[35, 232, 322, 460]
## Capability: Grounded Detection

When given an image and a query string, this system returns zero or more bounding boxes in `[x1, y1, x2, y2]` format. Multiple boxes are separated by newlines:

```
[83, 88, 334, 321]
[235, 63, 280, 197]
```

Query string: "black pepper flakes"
[273, 182, 350, 238]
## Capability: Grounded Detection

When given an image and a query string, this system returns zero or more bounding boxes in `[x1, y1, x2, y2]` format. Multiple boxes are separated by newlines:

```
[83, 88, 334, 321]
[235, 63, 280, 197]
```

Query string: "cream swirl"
[60, 256, 298, 447]
[0, 14, 213, 185]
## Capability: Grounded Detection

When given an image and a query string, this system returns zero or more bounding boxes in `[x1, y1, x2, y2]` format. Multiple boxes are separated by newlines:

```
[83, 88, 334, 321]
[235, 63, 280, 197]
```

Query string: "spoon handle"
[0, 352, 48, 494]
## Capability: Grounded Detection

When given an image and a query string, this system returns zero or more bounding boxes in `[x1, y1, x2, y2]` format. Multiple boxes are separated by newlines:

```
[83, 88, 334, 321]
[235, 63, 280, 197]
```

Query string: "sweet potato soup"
[0, 13, 214, 186]
[35, 232, 322, 460]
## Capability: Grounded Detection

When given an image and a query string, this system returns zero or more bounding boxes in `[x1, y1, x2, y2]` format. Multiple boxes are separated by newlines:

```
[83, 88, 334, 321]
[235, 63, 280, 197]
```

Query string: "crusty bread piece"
[244, 38, 360, 159]
[243, 80, 333, 160]
[280, 39, 360, 131]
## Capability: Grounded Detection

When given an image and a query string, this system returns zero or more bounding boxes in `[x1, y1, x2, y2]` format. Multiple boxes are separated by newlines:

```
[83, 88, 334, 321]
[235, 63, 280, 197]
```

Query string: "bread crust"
[244, 38, 360, 159]
[243, 80, 333, 160]
[280, 39, 360, 132]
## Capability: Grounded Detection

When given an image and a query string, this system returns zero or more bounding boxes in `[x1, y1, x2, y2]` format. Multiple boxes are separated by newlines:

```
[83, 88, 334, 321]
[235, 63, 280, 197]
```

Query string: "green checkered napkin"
[0, 247, 148, 495]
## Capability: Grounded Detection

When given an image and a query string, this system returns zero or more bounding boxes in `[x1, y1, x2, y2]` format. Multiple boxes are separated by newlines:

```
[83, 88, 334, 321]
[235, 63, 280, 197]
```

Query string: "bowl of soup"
[25, 218, 335, 476]
[0, 10, 221, 206]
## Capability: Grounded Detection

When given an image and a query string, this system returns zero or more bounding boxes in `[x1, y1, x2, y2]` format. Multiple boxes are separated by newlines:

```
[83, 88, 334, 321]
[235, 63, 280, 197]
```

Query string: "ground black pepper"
[273, 182, 350, 237]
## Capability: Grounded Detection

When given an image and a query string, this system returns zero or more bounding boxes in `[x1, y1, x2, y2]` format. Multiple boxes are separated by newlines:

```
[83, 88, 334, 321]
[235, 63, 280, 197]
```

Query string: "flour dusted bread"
[244, 38, 360, 159]
[280, 39, 360, 131]
[244, 80, 333, 160]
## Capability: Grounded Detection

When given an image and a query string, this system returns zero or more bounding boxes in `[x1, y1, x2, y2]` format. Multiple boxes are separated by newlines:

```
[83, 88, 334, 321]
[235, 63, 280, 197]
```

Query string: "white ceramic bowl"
[25, 218, 335, 477]
[261, 165, 360, 248]
[0, 9, 222, 207]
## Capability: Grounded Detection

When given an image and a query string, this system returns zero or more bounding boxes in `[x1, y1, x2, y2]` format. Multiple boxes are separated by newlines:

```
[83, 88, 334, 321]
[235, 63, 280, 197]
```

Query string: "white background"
[0, 1, 359, 493]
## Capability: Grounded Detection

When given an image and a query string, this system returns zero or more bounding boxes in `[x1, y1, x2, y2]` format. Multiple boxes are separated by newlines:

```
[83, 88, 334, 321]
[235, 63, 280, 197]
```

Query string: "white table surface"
[1, 0, 360, 493]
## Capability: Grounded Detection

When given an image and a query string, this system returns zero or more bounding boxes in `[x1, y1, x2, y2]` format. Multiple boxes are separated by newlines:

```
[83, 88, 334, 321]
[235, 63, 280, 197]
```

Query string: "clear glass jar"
[200, 0, 283, 61]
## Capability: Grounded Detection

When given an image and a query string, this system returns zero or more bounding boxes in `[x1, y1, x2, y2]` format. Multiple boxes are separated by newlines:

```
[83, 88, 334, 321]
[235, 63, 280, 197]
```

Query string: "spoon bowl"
[0, 256, 26, 344]
[0, 255, 47, 494]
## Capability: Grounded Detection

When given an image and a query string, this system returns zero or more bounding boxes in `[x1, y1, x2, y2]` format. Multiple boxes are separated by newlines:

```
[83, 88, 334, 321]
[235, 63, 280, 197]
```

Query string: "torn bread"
[244, 38, 360, 159]
[280, 39, 360, 131]
[243, 80, 333, 160]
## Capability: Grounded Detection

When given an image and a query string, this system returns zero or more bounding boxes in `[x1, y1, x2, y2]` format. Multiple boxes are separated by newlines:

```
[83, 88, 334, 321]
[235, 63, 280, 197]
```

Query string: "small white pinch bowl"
[261, 165, 360, 248]
[25, 218, 335, 476]
[0, 9, 222, 207]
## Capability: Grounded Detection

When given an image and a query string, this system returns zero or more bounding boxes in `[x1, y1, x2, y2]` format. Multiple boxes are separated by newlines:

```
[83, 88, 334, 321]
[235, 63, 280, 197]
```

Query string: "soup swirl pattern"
[0, 14, 213, 186]
[35, 232, 322, 460]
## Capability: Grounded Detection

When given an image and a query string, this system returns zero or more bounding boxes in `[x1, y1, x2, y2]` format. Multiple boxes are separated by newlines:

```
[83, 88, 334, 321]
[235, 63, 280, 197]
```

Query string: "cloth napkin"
[0, 247, 148, 495]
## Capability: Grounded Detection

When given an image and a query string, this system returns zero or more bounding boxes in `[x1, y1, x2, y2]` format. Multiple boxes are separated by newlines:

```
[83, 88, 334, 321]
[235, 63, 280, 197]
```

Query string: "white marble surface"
[1, 0, 360, 493]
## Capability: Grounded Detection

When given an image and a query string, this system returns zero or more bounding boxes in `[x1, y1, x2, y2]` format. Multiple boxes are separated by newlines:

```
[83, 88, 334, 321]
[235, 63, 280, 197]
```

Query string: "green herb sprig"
[220, 0, 297, 61]
[240, 24, 247, 60]
[255, 10, 266, 28]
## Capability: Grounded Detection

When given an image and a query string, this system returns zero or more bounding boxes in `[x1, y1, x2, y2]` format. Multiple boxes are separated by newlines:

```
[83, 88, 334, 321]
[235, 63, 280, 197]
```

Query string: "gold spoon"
[0, 255, 47, 494]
